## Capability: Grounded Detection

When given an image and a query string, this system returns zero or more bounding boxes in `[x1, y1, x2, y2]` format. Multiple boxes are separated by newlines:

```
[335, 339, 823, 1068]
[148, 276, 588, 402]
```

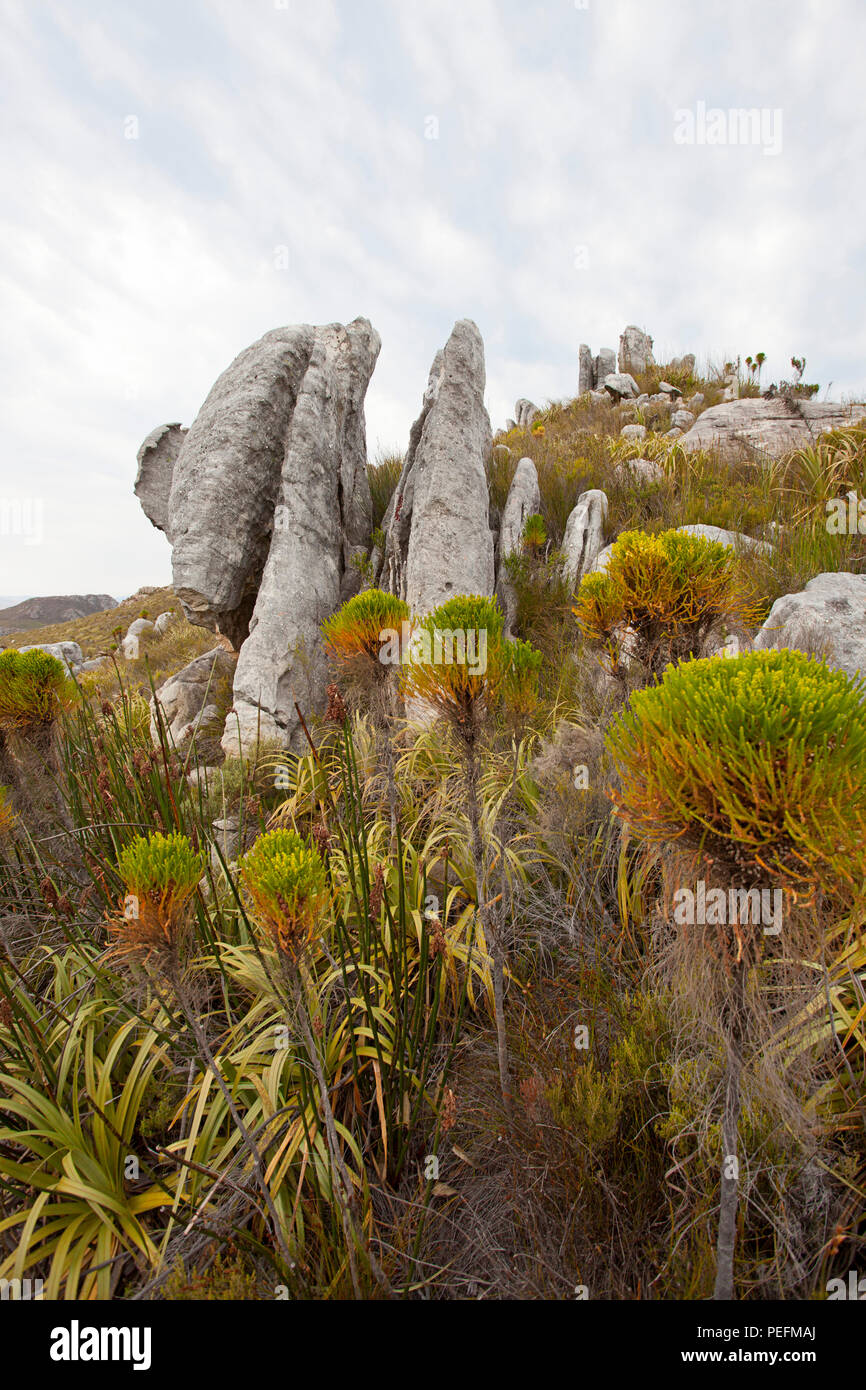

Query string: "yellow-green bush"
[574, 528, 759, 675]
[606, 648, 866, 901]
[240, 828, 330, 958]
[0, 647, 74, 730]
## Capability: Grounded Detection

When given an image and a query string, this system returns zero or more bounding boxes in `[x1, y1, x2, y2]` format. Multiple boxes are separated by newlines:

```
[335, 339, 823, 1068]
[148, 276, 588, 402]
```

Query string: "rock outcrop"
[578, 344, 594, 395]
[680, 398, 866, 462]
[496, 457, 541, 637]
[618, 326, 654, 377]
[134, 424, 188, 538]
[562, 490, 608, 587]
[150, 646, 236, 749]
[377, 320, 494, 616]
[19, 641, 84, 674]
[753, 572, 866, 682]
[514, 398, 540, 430]
[136, 318, 381, 754]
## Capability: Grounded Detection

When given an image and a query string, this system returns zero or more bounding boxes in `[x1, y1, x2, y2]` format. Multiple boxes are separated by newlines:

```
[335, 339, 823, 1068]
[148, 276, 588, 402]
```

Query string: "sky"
[1, 0, 864, 601]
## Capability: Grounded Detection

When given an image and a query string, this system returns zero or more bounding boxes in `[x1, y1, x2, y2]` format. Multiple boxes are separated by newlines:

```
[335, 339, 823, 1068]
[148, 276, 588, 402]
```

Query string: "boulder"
[658, 381, 682, 398]
[153, 611, 174, 636]
[19, 641, 84, 674]
[752, 572, 866, 683]
[378, 320, 494, 617]
[150, 646, 236, 749]
[578, 344, 594, 395]
[134, 424, 188, 539]
[496, 457, 541, 637]
[514, 398, 540, 430]
[671, 408, 696, 431]
[620, 424, 646, 441]
[613, 457, 665, 485]
[122, 618, 155, 661]
[680, 398, 866, 463]
[562, 490, 609, 587]
[602, 373, 641, 401]
[685, 392, 704, 410]
[618, 325, 655, 377]
[676, 523, 772, 556]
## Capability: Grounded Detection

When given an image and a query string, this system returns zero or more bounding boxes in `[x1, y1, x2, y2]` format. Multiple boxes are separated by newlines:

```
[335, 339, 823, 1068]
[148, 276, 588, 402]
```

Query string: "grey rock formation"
[154, 611, 173, 636]
[19, 641, 84, 674]
[658, 381, 681, 397]
[122, 618, 155, 660]
[676, 524, 772, 556]
[680, 398, 866, 462]
[136, 319, 380, 755]
[562, 490, 609, 588]
[226, 319, 381, 753]
[613, 457, 665, 485]
[618, 325, 655, 376]
[496, 457, 541, 636]
[602, 373, 641, 400]
[514, 398, 540, 430]
[671, 408, 696, 431]
[150, 646, 236, 749]
[685, 392, 704, 410]
[378, 320, 494, 617]
[593, 349, 617, 388]
[620, 423, 646, 441]
[670, 353, 696, 376]
[134, 424, 188, 539]
[578, 344, 594, 395]
[752, 572, 866, 683]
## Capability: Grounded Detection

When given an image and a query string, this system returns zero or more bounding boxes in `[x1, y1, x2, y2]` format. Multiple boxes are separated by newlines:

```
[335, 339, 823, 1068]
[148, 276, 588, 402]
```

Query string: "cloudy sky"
[1, 0, 864, 601]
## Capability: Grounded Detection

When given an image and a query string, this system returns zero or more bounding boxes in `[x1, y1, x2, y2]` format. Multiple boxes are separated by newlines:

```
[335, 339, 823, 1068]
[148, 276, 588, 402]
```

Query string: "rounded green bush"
[606, 647, 866, 899]
[240, 828, 330, 957]
[0, 648, 74, 730]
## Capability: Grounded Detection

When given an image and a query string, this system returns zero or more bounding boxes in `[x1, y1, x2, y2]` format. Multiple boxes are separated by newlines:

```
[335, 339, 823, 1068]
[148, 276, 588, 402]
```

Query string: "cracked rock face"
[136, 318, 380, 754]
[679, 398, 866, 462]
[377, 319, 494, 615]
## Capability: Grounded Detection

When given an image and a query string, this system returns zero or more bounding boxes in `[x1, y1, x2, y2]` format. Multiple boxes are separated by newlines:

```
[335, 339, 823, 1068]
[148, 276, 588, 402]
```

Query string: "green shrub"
[606, 648, 866, 901]
[240, 828, 330, 958]
[0, 648, 73, 730]
[574, 528, 759, 676]
[321, 589, 409, 669]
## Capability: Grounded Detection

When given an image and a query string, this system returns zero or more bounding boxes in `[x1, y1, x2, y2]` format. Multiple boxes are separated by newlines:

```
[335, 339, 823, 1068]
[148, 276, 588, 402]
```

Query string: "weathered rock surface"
[154, 611, 174, 636]
[122, 618, 155, 661]
[670, 353, 696, 376]
[137, 319, 381, 755]
[496, 457, 541, 636]
[671, 408, 696, 431]
[676, 524, 772, 555]
[578, 344, 594, 395]
[593, 349, 617, 388]
[752, 572, 866, 682]
[378, 320, 494, 616]
[514, 398, 540, 430]
[562, 490, 609, 587]
[680, 398, 866, 462]
[620, 423, 646, 441]
[613, 457, 665, 485]
[618, 325, 654, 377]
[602, 373, 640, 401]
[19, 641, 84, 673]
[150, 646, 236, 748]
[134, 424, 188, 539]
[226, 320, 381, 753]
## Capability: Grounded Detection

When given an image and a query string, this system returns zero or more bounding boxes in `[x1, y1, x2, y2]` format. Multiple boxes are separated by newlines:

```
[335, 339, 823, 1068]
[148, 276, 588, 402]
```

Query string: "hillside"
[0, 592, 118, 637]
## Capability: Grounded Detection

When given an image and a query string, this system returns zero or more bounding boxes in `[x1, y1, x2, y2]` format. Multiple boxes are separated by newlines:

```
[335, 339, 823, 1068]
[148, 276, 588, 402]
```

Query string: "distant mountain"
[0, 593, 117, 636]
